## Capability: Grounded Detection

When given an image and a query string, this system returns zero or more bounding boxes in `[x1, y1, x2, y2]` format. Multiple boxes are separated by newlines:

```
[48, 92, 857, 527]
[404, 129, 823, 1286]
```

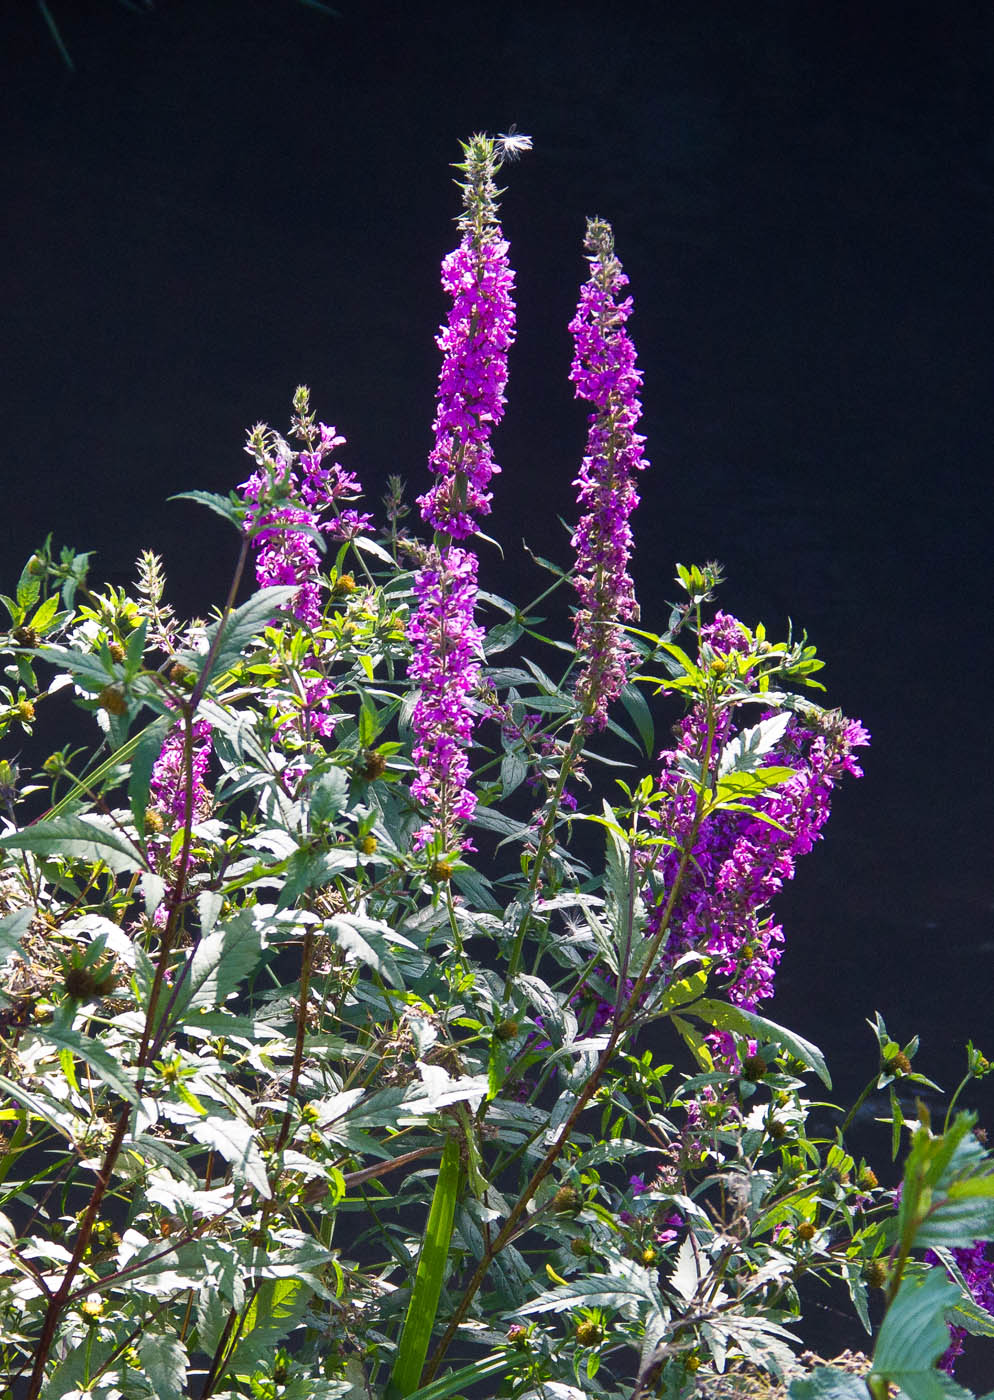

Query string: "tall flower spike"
[569, 218, 647, 728]
[417, 134, 520, 540]
[410, 134, 525, 852]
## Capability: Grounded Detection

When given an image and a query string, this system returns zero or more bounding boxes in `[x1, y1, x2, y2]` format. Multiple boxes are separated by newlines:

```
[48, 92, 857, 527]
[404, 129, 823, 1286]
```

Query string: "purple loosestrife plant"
[9, 135, 994, 1400]
[409, 134, 525, 853]
[644, 611, 869, 1062]
[569, 217, 647, 727]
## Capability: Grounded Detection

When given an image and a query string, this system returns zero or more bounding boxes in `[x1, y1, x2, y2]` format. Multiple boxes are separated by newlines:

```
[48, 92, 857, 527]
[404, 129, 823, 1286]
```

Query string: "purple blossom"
[645, 612, 869, 1061]
[409, 136, 522, 850]
[408, 545, 484, 852]
[417, 138, 518, 541]
[417, 238, 515, 538]
[569, 218, 647, 728]
[149, 714, 213, 828]
[240, 419, 367, 625]
[929, 1241, 994, 1373]
[656, 1212, 684, 1247]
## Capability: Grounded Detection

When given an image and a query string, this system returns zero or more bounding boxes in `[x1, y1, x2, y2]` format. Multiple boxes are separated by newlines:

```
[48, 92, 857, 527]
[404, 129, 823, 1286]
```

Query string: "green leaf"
[406, 1353, 514, 1400]
[718, 711, 791, 776]
[180, 586, 298, 687]
[518, 1259, 662, 1315]
[28, 591, 60, 633]
[182, 908, 266, 1012]
[484, 618, 523, 655]
[0, 907, 32, 967]
[168, 1102, 271, 1198]
[326, 913, 412, 987]
[619, 682, 654, 755]
[0, 1073, 80, 1137]
[0, 815, 144, 874]
[390, 1134, 462, 1396]
[686, 999, 831, 1087]
[32, 1021, 139, 1106]
[138, 1332, 189, 1400]
[870, 1268, 963, 1398]
[710, 766, 796, 807]
[228, 1277, 311, 1374]
[656, 967, 709, 1015]
[169, 489, 244, 527]
[788, 1370, 871, 1399]
[275, 847, 358, 911]
[500, 748, 528, 798]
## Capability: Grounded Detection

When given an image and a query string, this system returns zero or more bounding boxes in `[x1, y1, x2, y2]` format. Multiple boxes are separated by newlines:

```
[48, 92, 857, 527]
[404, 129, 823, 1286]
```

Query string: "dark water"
[2, 0, 993, 1380]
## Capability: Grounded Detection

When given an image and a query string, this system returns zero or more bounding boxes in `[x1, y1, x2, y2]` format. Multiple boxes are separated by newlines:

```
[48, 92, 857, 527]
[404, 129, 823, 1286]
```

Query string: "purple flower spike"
[408, 545, 485, 852]
[410, 135, 526, 851]
[150, 714, 213, 829]
[569, 218, 647, 728]
[417, 136, 519, 541]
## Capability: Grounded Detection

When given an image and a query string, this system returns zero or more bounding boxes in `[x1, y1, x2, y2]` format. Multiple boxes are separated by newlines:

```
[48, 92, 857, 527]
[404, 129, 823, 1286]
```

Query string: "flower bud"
[360, 749, 388, 781]
[496, 1019, 519, 1041]
[97, 684, 127, 716]
[574, 1320, 604, 1347]
[865, 1259, 888, 1289]
[796, 1221, 816, 1241]
[553, 1185, 581, 1214]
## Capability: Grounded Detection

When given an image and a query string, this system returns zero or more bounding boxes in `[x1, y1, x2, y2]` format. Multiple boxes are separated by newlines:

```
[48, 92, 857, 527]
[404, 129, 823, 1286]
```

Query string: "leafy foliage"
[0, 141, 992, 1400]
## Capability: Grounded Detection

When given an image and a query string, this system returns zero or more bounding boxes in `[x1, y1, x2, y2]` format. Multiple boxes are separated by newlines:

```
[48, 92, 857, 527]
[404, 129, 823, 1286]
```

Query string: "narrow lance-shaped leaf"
[388, 1133, 462, 1398]
[0, 816, 145, 875]
[32, 1021, 140, 1106]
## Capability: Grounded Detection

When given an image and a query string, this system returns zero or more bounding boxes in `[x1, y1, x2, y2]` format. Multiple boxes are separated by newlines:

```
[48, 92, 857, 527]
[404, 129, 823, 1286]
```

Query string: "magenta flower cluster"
[149, 714, 213, 828]
[417, 231, 516, 539]
[408, 547, 484, 852]
[929, 1241, 994, 1373]
[646, 613, 869, 1033]
[569, 218, 647, 727]
[409, 136, 521, 852]
[239, 423, 369, 628]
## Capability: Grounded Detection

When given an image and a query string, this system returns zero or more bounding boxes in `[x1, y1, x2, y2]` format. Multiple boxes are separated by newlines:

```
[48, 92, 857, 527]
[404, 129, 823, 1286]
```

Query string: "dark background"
[3, 0, 993, 1370]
